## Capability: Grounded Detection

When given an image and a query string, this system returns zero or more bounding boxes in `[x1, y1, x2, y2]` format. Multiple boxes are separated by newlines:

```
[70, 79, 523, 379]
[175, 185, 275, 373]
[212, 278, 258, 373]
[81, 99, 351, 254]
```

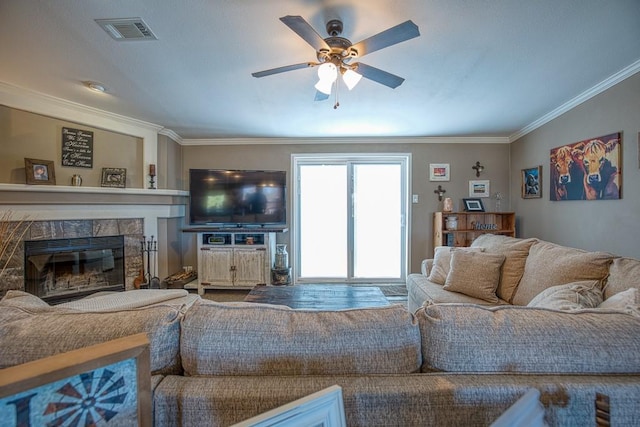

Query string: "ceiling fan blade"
[353, 63, 405, 89]
[351, 20, 419, 57]
[252, 62, 313, 78]
[314, 91, 330, 101]
[280, 15, 330, 52]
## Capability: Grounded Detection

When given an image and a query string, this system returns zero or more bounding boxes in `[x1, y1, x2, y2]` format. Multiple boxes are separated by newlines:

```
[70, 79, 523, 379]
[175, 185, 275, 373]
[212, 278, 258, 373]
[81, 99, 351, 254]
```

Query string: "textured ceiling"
[1, 0, 639, 140]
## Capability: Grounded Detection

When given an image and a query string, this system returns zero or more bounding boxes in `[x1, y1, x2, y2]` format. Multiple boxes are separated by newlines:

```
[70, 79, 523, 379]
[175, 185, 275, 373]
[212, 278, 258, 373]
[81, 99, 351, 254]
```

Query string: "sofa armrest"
[421, 259, 433, 276]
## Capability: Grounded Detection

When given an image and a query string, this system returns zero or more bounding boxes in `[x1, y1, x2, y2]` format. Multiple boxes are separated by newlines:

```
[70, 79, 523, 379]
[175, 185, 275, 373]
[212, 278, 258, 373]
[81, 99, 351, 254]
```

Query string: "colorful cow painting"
[550, 133, 621, 201]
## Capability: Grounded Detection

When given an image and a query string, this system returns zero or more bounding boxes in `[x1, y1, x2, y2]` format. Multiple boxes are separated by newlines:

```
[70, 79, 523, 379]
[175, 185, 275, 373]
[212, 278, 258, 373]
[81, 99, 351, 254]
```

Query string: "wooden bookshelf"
[433, 211, 516, 254]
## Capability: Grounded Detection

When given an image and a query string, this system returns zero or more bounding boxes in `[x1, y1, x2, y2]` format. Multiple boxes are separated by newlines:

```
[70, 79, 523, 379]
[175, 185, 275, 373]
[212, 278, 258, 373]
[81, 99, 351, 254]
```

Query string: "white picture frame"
[429, 163, 450, 181]
[469, 180, 490, 198]
[232, 385, 346, 427]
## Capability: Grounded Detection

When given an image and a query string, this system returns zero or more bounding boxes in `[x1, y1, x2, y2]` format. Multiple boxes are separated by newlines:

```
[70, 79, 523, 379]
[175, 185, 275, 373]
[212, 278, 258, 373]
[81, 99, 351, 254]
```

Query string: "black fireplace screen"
[24, 236, 125, 304]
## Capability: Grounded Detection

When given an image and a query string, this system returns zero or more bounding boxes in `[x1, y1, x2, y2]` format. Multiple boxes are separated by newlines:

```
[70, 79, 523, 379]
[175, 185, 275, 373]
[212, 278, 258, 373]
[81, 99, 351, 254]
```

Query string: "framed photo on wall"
[521, 166, 542, 198]
[429, 163, 450, 181]
[24, 158, 56, 185]
[468, 180, 490, 198]
[463, 198, 485, 212]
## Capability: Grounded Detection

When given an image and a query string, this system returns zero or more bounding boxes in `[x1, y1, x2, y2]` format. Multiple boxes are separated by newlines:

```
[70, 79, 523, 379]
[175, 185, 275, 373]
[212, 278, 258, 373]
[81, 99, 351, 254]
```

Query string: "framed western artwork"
[521, 166, 542, 199]
[0, 334, 151, 426]
[463, 198, 485, 212]
[468, 180, 490, 198]
[550, 132, 621, 201]
[429, 163, 450, 181]
[24, 158, 56, 185]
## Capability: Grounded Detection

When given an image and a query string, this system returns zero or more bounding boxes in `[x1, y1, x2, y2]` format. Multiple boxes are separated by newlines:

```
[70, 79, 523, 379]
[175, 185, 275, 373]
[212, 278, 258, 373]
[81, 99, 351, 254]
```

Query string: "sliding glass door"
[293, 154, 410, 284]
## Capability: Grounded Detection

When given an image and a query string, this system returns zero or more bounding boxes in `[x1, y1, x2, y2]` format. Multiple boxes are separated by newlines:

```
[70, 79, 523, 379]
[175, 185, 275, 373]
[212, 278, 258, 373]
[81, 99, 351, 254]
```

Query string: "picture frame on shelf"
[24, 158, 56, 185]
[0, 334, 151, 426]
[521, 166, 542, 198]
[468, 180, 490, 198]
[101, 167, 127, 188]
[429, 163, 450, 181]
[463, 198, 485, 212]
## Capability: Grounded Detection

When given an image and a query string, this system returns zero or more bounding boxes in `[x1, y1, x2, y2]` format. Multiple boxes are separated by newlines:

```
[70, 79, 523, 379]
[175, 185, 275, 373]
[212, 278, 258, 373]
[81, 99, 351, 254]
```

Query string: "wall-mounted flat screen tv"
[189, 169, 287, 227]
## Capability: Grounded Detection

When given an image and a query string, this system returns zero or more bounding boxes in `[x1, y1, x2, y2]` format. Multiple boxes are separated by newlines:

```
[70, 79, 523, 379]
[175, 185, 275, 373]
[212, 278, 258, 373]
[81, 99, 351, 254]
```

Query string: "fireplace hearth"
[24, 235, 125, 304]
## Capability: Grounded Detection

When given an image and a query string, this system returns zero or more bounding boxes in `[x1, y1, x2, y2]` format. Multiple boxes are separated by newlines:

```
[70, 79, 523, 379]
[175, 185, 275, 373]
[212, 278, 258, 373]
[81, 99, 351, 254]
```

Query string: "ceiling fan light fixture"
[314, 78, 334, 95]
[317, 62, 337, 82]
[342, 69, 362, 90]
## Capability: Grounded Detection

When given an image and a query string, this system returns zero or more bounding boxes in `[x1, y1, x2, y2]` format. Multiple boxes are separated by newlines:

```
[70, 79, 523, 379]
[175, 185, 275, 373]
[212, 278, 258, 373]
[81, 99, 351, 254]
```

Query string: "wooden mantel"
[0, 183, 188, 205]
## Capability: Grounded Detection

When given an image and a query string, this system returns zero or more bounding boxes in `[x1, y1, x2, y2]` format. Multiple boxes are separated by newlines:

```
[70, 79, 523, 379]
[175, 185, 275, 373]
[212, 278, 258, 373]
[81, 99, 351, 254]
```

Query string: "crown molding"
[510, 59, 640, 142]
[0, 81, 163, 136]
[180, 136, 511, 146]
[158, 128, 183, 144]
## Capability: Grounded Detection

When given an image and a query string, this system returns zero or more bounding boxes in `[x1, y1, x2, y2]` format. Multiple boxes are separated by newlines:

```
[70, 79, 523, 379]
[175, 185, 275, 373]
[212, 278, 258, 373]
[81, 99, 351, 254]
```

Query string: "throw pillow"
[471, 235, 537, 303]
[598, 288, 640, 317]
[443, 250, 505, 303]
[527, 280, 603, 311]
[427, 246, 484, 285]
[512, 240, 612, 306]
[605, 258, 640, 300]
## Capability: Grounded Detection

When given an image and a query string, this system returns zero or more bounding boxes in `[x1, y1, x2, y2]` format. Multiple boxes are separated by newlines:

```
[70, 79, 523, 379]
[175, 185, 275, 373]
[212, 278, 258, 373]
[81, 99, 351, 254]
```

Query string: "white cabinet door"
[233, 248, 267, 286]
[200, 247, 234, 286]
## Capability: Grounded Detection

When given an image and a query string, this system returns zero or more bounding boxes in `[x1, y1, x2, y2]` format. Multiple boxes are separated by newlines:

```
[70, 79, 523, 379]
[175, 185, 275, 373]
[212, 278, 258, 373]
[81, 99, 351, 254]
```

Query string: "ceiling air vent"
[95, 18, 157, 41]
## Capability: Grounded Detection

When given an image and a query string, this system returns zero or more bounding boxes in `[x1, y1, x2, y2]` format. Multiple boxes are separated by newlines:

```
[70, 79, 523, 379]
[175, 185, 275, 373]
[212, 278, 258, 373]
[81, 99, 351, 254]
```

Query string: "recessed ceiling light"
[84, 81, 106, 93]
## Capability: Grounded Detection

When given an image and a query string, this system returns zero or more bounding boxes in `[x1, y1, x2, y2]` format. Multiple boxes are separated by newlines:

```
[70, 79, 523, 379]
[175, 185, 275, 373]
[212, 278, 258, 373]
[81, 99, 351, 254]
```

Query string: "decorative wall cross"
[434, 185, 446, 201]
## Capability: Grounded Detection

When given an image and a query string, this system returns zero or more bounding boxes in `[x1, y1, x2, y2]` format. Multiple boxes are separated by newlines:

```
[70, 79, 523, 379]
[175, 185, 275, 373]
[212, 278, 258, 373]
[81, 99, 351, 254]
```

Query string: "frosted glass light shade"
[315, 78, 334, 95]
[317, 63, 337, 82]
[342, 69, 362, 90]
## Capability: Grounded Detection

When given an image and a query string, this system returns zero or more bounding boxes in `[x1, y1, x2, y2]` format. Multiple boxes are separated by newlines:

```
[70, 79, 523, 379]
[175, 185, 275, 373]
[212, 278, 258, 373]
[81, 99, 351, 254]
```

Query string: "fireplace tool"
[140, 236, 160, 289]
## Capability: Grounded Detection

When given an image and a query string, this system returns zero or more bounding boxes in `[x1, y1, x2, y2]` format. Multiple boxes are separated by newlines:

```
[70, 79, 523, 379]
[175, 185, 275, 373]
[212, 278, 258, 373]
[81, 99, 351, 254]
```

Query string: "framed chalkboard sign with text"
[61, 127, 94, 168]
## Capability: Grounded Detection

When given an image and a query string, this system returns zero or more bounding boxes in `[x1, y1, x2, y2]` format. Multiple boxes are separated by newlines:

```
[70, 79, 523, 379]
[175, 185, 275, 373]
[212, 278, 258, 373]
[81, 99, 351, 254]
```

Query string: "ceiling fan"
[252, 15, 420, 105]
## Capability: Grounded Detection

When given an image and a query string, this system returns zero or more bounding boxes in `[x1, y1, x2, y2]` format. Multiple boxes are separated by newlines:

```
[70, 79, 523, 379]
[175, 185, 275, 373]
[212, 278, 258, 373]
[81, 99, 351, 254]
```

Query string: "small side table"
[271, 268, 291, 285]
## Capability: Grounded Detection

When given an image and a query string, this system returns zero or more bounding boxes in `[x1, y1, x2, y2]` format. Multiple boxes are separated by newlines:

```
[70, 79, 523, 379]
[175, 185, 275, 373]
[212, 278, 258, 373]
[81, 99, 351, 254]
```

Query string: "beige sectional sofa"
[2, 242, 640, 426]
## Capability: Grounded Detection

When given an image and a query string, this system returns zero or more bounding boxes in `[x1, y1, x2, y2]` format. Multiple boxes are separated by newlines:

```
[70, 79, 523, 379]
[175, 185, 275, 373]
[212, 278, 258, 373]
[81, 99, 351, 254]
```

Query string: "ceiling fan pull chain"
[334, 80, 340, 109]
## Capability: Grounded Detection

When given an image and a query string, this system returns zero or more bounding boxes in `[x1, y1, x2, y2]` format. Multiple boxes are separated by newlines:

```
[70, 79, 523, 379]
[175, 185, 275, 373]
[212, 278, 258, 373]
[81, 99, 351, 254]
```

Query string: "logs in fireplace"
[24, 236, 125, 304]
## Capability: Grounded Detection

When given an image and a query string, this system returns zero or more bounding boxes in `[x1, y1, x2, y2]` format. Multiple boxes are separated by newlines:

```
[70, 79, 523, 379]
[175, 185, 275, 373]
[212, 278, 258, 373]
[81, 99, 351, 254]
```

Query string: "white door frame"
[291, 153, 411, 284]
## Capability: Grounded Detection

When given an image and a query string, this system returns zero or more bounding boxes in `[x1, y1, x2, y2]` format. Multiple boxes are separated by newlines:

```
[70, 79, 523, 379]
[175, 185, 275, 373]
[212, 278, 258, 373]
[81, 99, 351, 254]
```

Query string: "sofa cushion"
[427, 246, 484, 285]
[417, 303, 640, 374]
[606, 257, 640, 300]
[512, 240, 612, 306]
[443, 250, 505, 303]
[180, 300, 422, 376]
[406, 274, 508, 313]
[527, 280, 603, 311]
[599, 288, 640, 317]
[0, 304, 183, 375]
[0, 290, 53, 311]
[471, 235, 537, 302]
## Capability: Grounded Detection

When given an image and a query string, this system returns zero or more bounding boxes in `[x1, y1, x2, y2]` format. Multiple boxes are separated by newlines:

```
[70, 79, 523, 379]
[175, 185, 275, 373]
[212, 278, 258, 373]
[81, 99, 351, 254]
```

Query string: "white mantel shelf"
[0, 183, 188, 196]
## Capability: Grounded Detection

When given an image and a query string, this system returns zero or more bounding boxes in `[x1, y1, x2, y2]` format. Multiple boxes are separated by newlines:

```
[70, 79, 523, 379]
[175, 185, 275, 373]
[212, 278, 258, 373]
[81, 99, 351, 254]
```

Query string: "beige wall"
[510, 72, 640, 259]
[0, 105, 143, 187]
[157, 134, 184, 190]
[181, 141, 511, 273]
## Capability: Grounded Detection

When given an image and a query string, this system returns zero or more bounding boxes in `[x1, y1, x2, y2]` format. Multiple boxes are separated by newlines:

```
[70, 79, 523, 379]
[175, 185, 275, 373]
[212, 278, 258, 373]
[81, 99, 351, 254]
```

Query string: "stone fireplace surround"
[0, 184, 188, 299]
[2, 218, 143, 298]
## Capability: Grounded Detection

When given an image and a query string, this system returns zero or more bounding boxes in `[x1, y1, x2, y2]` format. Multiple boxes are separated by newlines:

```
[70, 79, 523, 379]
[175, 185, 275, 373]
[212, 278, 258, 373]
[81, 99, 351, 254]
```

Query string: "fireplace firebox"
[24, 236, 125, 304]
